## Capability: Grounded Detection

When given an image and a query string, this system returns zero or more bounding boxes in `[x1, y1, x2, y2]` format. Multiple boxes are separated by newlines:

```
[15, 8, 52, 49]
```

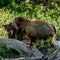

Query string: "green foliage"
[31, 0, 60, 7]
[47, 47, 56, 55]
[32, 37, 56, 55]
[0, 44, 20, 58]
[14, 0, 26, 4]
[0, 0, 13, 8]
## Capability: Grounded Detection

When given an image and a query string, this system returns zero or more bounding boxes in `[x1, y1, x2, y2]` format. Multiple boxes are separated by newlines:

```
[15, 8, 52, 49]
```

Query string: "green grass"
[0, 44, 20, 58]
[32, 38, 56, 55]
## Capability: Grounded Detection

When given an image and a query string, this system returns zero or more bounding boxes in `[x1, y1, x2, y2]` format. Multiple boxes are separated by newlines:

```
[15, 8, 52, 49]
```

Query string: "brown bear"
[3, 16, 56, 47]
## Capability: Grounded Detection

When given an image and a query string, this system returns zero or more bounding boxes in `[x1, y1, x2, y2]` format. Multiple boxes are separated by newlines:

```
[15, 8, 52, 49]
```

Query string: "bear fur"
[3, 21, 18, 38]
[3, 16, 56, 46]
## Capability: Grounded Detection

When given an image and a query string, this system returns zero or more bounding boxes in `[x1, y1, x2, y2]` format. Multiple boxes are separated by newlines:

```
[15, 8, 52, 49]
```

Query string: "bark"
[0, 38, 44, 60]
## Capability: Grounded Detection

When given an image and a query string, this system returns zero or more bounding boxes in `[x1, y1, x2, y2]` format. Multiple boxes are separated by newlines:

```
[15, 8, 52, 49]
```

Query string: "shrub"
[0, 44, 20, 58]
[0, 0, 13, 8]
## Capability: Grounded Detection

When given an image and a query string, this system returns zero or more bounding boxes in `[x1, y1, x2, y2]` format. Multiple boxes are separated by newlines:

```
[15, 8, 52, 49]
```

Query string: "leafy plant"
[0, 44, 20, 58]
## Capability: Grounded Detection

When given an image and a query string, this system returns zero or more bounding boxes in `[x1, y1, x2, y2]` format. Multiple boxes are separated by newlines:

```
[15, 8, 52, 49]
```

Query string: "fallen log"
[0, 38, 60, 60]
[0, 38, 44, 60]
[4, 57, 43, 60]
[48, 47, 60, 60]
[0, 38, 31, 56]
[46, 41, 60, 60]
[0, 56, 3, 60]
[31, 45, 43, 57]
[55, 57, 60, 60]
[55, 41, 60, 47]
